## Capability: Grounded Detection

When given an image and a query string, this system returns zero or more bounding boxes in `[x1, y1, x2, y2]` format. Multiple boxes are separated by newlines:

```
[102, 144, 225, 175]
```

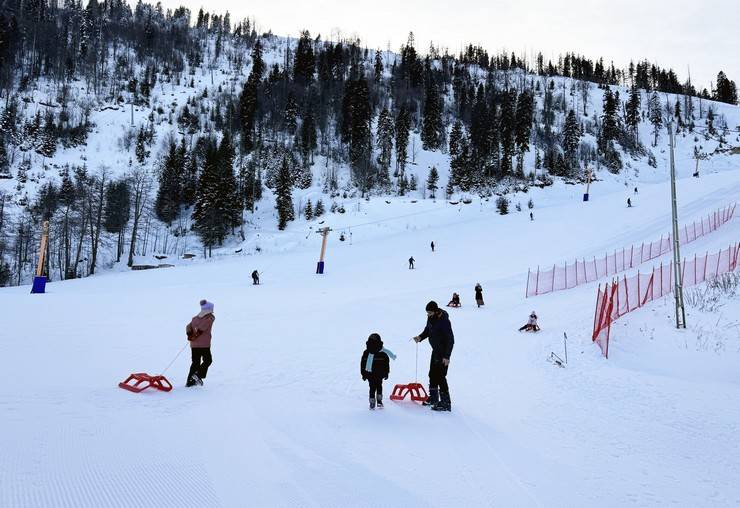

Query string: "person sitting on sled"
[518, 311, 540, 332]
[447, 292, 461, 308]
[360, 333, 396, 410]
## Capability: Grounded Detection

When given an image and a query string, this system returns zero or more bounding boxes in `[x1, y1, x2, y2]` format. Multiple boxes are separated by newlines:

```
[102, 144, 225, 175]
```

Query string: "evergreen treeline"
[0, 1, 737, 287]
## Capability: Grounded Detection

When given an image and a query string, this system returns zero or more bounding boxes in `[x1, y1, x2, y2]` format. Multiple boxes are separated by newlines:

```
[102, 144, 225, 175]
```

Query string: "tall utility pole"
[316, 227, 332, 274]
[668, 121, 686, 328]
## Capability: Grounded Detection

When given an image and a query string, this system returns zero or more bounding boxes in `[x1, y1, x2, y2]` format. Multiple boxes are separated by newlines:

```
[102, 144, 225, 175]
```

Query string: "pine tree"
[275, 156, 294, 230]
[239, 42, 263, 152]
[293, 30, 315, 85]
[0, 142, 10, 178]
[304, 199, 313, 220]
[714, 71, 738, 105]
[395, 105, 410, 176]
[192, 142, 227, 252]
[421, 82, 443, 151]
[625, 85, 641, 139]
[314, 199, 325, 217]
[155, 140, 182, 225]
[449, 121, 470, 191]
[299, 108, 317, 163]
[217, 132, 240, 230]
[426, 166, 439, 198]
[496, 196, 509, 215]
[376, 107, 394, 183]
[648, 91, 663, 146]
[499, 89, 516, 175]
[706, 106, 716, 135]
[562, 110, 581, 174]
[135, 128, 149, 164]
[374, 49, 383, 82]
[514, 90, 533, 175]
[601, 88, 619, 146]
[284, 94, 298, 135]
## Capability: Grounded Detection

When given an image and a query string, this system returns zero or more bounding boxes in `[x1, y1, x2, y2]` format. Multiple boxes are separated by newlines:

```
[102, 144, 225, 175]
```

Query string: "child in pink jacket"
[186, 299, 216, 387]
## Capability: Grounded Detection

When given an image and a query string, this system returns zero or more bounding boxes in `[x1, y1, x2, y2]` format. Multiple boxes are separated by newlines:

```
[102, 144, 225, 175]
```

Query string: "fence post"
[703, 251, 708, 282]
[564, 262, 568, 289]
[637, 271, 641, 308]
[593, 284, 601, 337]
[716, 247, 722, 277]
[552, 264, 556, 292]
[535, 266, 540, 295]
[594, 257, 598, 279]
[649, 240, 653, 260]
[694, 253, 697, 285]
[526, 268, 530, 298]
[624, 275, 630, 312]
[630, 244, 634, 268]
[660, 262, 663, 296]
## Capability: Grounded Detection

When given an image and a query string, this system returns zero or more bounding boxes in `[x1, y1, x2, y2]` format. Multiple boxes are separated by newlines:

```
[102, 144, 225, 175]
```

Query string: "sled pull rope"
[160, 343, 189, 375]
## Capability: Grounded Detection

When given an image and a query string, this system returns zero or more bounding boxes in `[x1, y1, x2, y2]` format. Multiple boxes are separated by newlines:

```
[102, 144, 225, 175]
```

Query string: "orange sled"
[390, 382, 428, 402]
[119, 373, 173, 393]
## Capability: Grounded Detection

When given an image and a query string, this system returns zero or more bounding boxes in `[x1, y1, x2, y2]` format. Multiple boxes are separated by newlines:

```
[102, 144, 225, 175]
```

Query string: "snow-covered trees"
[649, 91, 663, 146]
[562, 110, 581, 174]
[275, 156, 295, 230]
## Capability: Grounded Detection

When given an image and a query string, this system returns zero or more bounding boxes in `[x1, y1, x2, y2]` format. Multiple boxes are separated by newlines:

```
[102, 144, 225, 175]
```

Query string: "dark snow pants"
[367, 375, 384, 398]
[189, 347, 212, 379]
[428, 356, 449, 393]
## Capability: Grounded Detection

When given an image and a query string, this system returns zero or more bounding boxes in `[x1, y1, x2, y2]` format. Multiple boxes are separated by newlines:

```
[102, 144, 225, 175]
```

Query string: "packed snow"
[2, 162, 740, 507]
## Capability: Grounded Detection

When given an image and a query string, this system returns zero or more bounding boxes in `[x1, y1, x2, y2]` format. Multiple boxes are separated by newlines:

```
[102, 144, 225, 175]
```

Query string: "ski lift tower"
[668, 120, 686, 328]
[316, 227, 332, 274]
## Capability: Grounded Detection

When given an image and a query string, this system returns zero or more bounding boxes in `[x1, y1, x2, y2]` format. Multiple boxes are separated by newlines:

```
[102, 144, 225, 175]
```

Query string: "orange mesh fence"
[591, 243, 740, 358]
[527, 204, 736, 297]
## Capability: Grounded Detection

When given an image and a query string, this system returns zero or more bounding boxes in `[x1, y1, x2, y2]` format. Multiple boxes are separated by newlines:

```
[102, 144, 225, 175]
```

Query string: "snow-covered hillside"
[2, 161, 739, 506]
[0, 20, 739, 286]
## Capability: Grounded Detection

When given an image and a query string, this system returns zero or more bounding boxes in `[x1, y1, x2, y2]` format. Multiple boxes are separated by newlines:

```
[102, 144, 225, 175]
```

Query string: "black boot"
[369, 396, 376, 410]
[423, 388, 439, 407]
[376, 393, 384, 408]
[432, 391, 451, 412]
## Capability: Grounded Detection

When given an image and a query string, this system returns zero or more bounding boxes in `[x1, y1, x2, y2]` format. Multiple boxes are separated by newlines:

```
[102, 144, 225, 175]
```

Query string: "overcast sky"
[158, 0, 739, 90]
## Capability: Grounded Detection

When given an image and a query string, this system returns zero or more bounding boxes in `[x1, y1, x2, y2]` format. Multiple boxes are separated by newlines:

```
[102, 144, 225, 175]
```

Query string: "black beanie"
[425, 301, 439, 312]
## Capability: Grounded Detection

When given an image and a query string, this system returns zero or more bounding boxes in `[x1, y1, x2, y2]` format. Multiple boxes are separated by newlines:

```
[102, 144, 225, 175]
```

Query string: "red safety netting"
[526, 204, 736, 297]
[592, 243, 740, 358]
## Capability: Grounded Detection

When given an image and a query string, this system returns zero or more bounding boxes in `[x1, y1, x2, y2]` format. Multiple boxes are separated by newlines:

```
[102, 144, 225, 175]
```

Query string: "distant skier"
[251, 270, 260, 285]
[431, 241, 435, 252]
[185, 299, 216, 387]
[530, 212, 534, 221]
[518, 311, 540, 332]
[360, 333, 395, 410]
[634, 186, 638, 194]
[627, 197, 632, 208]
[413, 301, 454, 411]
[447, 292, 461, 308]
[474, 283, 484, 308]
[408, 256, 415, 269]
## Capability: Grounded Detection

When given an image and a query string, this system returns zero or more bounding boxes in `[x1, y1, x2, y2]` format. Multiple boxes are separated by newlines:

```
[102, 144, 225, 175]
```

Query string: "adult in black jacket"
[360, 333, 393, 409]
[413, 301, 454, 411]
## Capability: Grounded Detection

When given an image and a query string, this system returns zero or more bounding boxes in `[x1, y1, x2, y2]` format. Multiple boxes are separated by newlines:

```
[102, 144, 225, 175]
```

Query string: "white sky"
[158, 0, 739, 90]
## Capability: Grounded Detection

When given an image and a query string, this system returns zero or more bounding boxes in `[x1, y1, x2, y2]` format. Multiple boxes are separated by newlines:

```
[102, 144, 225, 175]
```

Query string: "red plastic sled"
[390, 382, 428, 402]
[118, 373, 173, 393]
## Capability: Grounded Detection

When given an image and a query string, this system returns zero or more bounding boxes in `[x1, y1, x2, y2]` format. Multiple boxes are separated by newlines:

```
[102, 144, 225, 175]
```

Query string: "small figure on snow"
[251, 270, 260, 285]
[627, 197, 632, 208]
[431, 241, 435, 252]
[185, 299, 216, 387]
[360, 333, 395, 410]
[634, 186, 638, 194]
[474, 283, 484, 308]
[413, 301, 454, 411]
[447, 292, 461, 308]
[518, 311, 540, 332]
[408, 256, 415, 269]
[530, 212, 534, 221]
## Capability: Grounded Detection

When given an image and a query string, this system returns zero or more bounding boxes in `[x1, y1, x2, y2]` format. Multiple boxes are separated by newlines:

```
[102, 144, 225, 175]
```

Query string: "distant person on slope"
[185, 299, 216, 387]
[251, 270, 260, 285]
[627, 197, 632, 207]
[518, 311, 540, 332]
[431, 241, 435, 252]
[474, 283, 484, 308]
[360, 333, 395, 410]
[447, 292, 461, 308]
[414, 301, 454, 411]
[409, 256, 415, 269]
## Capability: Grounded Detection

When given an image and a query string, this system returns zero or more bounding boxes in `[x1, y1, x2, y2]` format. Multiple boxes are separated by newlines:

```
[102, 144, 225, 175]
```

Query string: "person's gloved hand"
[362, 375, 366, 381]
[384, 375, 388, 380]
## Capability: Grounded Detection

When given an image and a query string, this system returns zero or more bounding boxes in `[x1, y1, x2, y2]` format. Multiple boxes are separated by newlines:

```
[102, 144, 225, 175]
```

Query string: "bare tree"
[127, 167, 153, 267]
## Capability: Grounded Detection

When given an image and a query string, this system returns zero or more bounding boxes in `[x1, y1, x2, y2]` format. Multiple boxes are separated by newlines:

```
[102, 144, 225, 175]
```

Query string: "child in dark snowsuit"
[360, 333, 396, 410]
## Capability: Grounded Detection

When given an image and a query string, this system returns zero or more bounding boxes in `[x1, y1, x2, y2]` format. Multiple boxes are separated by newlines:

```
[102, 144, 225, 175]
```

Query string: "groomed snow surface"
[2, 170, 740, 507]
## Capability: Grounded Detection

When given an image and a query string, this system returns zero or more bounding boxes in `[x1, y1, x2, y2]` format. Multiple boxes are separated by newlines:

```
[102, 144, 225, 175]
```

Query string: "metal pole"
[36, 221, 49, 277]
[668, 121, 686, 328]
